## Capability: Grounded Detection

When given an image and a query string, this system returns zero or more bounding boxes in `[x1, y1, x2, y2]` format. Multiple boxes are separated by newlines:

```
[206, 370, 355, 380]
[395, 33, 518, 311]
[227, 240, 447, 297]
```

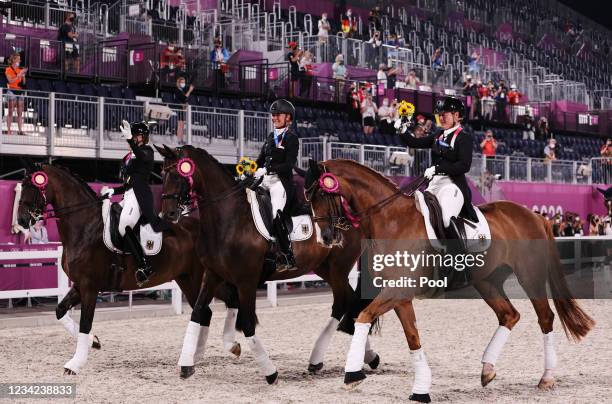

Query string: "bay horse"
[305, 159, 595, 402]
[156, 145, 381, 383]
[16, 163, 242, 375]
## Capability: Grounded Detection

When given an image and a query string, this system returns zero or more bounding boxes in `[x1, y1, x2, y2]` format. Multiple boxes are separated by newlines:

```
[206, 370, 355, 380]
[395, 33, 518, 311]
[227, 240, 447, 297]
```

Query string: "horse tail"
[542, 217, 595, 341]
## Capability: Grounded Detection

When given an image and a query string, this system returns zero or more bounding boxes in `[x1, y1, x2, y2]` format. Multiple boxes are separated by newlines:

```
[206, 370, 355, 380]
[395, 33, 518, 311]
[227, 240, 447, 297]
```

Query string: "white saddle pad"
[102, 199, 163, 256]
[245, 188, 313, 242]
[415, 190, 491, 253]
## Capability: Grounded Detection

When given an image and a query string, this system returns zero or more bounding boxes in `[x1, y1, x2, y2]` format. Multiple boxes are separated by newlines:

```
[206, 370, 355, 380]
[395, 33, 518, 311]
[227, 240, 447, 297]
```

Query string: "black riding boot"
[443, 216, 469, 290]
[273, 210, 296, 272]
[124, 226, 152, 287]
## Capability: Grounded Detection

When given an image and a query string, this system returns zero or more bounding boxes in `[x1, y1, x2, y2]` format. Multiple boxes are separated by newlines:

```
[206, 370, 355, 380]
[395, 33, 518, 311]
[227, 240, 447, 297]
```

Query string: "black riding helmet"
[131, 121, 150, 143]
[434, 97, 465, 119]
[270, 99, 295, 119]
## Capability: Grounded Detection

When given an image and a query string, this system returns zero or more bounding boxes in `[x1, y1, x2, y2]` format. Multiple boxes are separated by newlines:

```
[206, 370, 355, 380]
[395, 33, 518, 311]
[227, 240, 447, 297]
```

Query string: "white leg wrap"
[178, 321, 202, 367]
[308, 317, 339, 365]
[59, 313, 78, 338]
[481, 326, 511, 366]
[410, 348, 432, 394]
[344, 322, 370, 373]
[222, 308, 238, 352]
[193, 326, 210, 364]
[542, 332, 557, 378]
[364, 337, 377, 364]
[64, 333, 90, 374]
[246, 335, 277, 377]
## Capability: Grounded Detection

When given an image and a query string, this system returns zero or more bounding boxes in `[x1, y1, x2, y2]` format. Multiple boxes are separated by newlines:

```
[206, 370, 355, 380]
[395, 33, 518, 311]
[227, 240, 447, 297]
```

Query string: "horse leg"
[56, 286, 101, 349]
[177, 273, 220, 379]
[529, 298, 556, 390]
[238, 285, 278, 385]
[395, 300, 432, 403]
[343, 294, 396, 389]
[473, 279, 521, 387]
[63, 284, 98, 375]
[213, 282, 241, 358]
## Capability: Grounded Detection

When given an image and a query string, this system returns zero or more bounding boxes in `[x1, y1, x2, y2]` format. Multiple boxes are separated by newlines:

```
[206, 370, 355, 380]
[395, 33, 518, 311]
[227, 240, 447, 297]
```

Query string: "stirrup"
[275, 252, 297, 273]
[135, 265, 153, 288]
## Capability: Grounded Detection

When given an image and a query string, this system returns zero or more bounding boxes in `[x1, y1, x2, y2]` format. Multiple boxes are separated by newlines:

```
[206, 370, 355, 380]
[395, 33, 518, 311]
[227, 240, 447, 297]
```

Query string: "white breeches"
[260, 174, 286, 217]
[119, 189, 141, 236]
[426, 176, 464, 228]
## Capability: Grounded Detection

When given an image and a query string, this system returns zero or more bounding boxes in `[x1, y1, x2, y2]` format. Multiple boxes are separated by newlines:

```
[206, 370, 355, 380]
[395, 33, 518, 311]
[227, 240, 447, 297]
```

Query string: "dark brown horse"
[306, 159, 595, 402]
[16, 163, 241, 375]
[157, 145, 380, 383]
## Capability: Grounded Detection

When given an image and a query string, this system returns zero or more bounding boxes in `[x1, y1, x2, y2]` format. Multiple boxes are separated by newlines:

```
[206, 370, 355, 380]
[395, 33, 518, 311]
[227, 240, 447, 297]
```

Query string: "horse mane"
[48, 164, 98, 200]
[182, 145, 235, 180]
[326, 159, 407, 197]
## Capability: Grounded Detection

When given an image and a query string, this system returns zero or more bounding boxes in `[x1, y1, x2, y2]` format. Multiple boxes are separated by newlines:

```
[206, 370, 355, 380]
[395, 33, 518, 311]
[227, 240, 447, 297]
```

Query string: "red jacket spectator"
[508, 85, 521, 104]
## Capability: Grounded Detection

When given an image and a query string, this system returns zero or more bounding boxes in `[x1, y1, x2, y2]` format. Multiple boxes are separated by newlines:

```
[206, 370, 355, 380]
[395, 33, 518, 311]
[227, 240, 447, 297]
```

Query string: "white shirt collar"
[443, 124, 461, 136]
[274, 127, 287, 137]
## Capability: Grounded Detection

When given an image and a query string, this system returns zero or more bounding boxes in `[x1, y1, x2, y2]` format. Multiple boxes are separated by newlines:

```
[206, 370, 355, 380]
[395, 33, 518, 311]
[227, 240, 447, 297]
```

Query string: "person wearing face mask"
[318, 13, 331, 43]
[254, 99, 299, 272]
[4, 53, 27, 136]
[377, 98, 394, 134]
[210, 38, 229, 89]
[58, 12, 80, 73]
[175, 77, 194, 145]
[396, 97, 477, 249]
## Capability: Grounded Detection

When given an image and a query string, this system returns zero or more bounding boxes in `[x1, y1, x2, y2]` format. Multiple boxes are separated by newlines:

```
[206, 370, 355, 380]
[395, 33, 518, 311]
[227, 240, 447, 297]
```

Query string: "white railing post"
[237, 109, 245, 158]
[171, 282, 182, 314]
[359, 144, 365, 165]
[547, 160, 552, 183]
[44, 2, 50, 29]
[267, 281, 278, 307]
[48, 92, 56, 156]
[572, 161, 577, 184]
[527, 157, 532, 182]
[321, 136, 328, 161]
[588, 158, 593, 184]
[504, 155, 510, 181]
[384, 147, 391, 175]
[186, 104, 193, 145]
[97, 97, 104, 158]
[325, 138, 331, 161]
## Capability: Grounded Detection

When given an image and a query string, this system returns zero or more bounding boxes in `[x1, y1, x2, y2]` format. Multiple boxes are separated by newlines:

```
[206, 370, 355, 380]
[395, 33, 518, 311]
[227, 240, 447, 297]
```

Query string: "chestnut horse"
[16, 163, 241, 375]
[156, 145, 380, 383]
[306, 159, 595, 402]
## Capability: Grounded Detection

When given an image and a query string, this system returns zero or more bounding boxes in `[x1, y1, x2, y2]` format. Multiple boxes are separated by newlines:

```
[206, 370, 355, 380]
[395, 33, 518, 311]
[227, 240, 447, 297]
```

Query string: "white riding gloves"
[100, 186, 114, 198]
[120, 120, 132, 140]
[424, 166, 436, 180]
[254, 167, 267, 178]
[394, 118, 408, 134]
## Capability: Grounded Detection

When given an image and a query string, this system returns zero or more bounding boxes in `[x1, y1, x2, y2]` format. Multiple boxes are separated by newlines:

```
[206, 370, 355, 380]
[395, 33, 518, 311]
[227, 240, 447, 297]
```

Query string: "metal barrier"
[591, 157, 612, 185]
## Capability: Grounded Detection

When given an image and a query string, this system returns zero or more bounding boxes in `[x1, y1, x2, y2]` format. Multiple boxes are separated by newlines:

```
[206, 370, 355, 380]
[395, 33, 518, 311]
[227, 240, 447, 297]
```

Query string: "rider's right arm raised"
[398, 131, 435, 149]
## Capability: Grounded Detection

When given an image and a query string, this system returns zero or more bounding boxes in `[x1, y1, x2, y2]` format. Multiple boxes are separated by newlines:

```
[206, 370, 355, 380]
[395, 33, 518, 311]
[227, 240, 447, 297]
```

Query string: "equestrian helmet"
[270, 99, 295, 119]
[131, 121, 150, 143]
[434, 97, 466, 119]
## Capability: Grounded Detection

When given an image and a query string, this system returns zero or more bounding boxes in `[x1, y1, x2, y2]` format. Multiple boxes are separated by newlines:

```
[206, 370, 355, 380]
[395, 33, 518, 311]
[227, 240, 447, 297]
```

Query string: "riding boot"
[273, 210, 296, 272]
[124, 226, 152, 287]
[443, 217, 469, 290]
[150, 216, 172, 233]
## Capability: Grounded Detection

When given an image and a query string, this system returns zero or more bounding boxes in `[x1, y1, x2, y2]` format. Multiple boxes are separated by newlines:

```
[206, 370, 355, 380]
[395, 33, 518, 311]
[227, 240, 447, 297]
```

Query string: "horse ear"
[20, 157, 38, 174]
[163, 144, 179, 160]
[154, 144, 168, 158]
[304, 159, 321, 189]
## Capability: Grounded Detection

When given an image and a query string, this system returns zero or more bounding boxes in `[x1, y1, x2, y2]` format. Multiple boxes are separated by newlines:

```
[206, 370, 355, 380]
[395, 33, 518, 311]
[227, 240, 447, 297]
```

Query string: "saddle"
[102, 199, 162, 256]
[245, 187, 313, 242]
[415, 190, 491, 253]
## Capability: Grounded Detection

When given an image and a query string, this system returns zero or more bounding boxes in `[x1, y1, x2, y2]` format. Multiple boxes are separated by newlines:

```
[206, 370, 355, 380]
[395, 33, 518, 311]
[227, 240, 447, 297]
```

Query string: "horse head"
[17, 160, 48, 229]
[157, 144, 194, 223]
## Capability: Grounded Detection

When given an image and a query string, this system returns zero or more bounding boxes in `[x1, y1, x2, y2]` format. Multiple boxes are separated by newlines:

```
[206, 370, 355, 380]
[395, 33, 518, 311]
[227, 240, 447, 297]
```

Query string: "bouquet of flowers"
[394, 100, 416, 134]
[236, 157, 258, 177]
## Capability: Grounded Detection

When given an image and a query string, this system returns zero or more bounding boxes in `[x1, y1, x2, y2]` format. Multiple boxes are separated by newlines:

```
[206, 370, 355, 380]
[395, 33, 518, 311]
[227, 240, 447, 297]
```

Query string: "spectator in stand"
[480, 129, 498, 158]
[536, 117, 552, 140]
[298, 50, 314, 97]
[346, 82, 361, 122]
[462, 75, 477, 119]
[413, 114, 432, 138]
[480, 80, 494, 120]
[341, 9, 357, 38]
[494, 79, 508, 122]
[467, 50, 480, 78]
[404, 69, 420, 90]
[175, 77, 194, 145]
[507, 84, 522, 123]
[317, 13, 331, 43]
[386, 65, 400, 89]
[332, 54, 347, 100]
[431, 48, 444, 86]
[368, 5, 382, 32]
[4, 53, 27, 136]
[600, 138, 612, 159]
[175, 47, 186, 73]
[361, 93, 377, 136]
[544, 137, 557, 161]
[377, 63, 387, 90]
[25, 220, 49, 244]
[572, 216, 584, 236]
[588, 214, 604, 235]
[367, 31, 383, 69]
[552, 213, 562, 237]
[561, 213, 575, 237]
[161, 43, 179, 82]
[286, 41, 303, 97]
[210, 38, 229, 89]
[523, 110, 536, 140]
[377, 98, 394, 134]
[58, 12, 80, 73]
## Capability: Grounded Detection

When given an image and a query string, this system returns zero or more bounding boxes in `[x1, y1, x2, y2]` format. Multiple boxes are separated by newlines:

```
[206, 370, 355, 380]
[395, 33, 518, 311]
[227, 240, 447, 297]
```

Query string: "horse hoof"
[63, 368, 76, 376]
[180, 366, 195, 379]
[409, 393, 432, 403]
[266, 371, 279, 385]
[229, 342, 241, 358]
[481, 371, 496, 387]
[308, 362, 324, 374]
[538, 377, 555, 390]
[367, 354, 380, 370]
[92, 335, 101, 350]
[343, 370, 366, 390]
